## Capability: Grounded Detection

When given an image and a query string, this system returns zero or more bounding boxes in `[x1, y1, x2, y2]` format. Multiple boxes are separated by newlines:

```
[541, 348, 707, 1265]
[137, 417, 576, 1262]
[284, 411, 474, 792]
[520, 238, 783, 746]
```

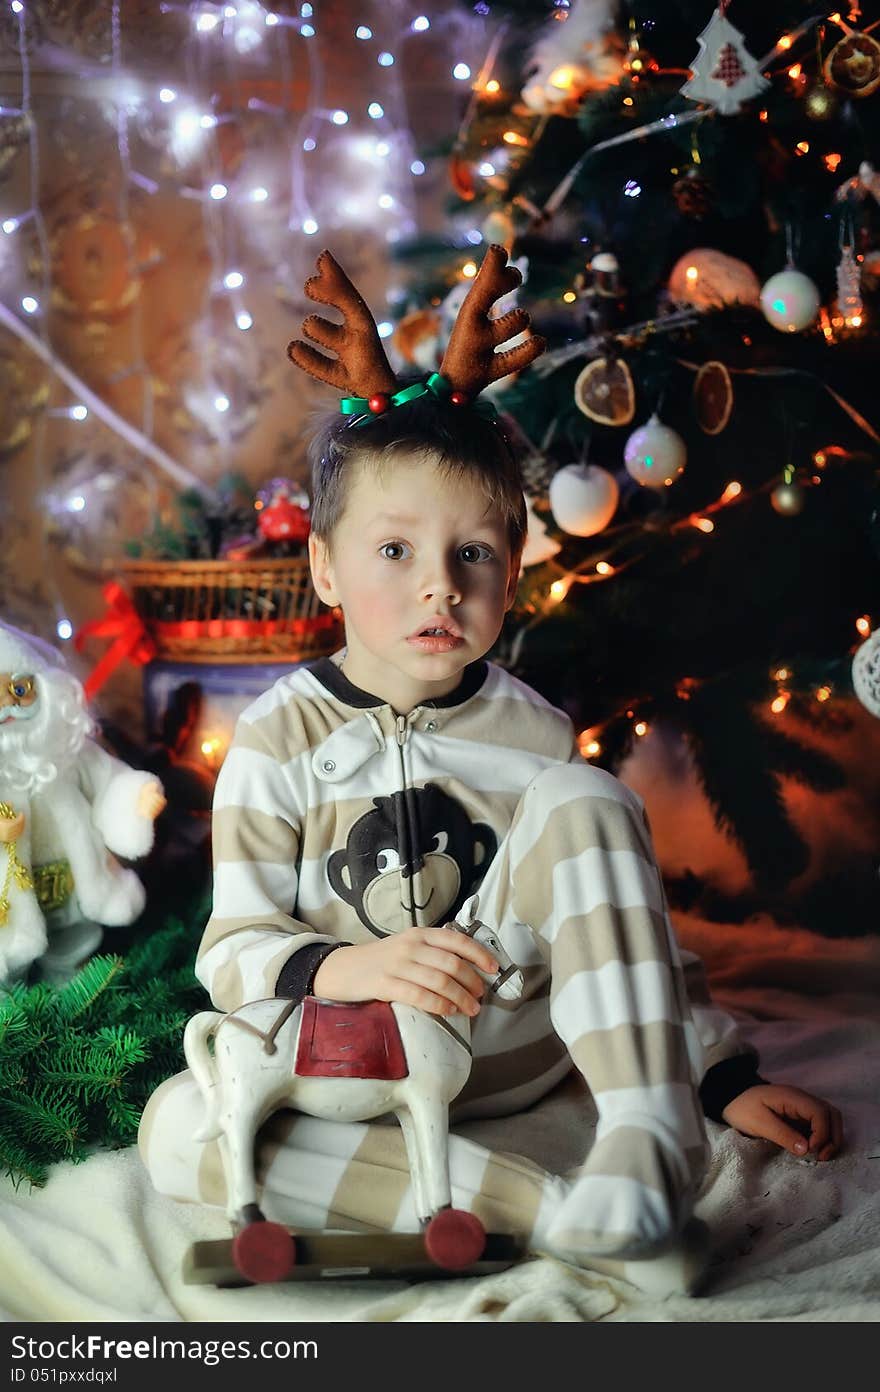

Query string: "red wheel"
[232, 1221, 296, 1284]
[424, 1209, 486, 1271]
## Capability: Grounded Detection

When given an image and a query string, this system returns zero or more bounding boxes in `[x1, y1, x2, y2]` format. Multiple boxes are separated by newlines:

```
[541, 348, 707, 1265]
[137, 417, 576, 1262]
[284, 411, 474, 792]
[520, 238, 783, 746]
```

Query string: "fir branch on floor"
[0, 892, 210, 1189]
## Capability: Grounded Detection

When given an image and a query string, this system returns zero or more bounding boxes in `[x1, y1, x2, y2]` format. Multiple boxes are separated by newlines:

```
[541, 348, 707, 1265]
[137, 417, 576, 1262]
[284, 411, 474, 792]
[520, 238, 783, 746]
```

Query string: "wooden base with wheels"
[183, 1228, 526, 1287]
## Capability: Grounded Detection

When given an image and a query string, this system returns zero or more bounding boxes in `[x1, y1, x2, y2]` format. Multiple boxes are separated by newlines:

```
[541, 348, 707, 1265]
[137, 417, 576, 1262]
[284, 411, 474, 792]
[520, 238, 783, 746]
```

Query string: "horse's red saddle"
[295, 997, 409, 1080]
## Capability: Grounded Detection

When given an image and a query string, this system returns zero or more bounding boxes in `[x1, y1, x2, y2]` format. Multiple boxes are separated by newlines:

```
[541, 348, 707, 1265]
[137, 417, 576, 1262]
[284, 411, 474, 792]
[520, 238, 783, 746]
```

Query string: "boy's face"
[309, 453, 520, 714]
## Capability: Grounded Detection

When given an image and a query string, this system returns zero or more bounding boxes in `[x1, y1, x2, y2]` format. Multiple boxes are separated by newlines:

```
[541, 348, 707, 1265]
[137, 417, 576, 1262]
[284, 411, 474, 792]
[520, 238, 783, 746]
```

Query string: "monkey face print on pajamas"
[327, 781, 498, 937]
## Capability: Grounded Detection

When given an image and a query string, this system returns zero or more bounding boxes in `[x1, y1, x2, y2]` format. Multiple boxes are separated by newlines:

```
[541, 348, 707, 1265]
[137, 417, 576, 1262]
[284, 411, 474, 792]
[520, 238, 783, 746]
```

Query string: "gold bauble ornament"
[770, 481, 806, 516]
[804, 83, 838, 120]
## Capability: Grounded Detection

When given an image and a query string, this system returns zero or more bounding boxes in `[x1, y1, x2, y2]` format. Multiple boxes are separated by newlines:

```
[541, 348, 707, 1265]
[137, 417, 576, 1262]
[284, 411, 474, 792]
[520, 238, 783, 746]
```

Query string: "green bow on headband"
[340, 372, 499, 426]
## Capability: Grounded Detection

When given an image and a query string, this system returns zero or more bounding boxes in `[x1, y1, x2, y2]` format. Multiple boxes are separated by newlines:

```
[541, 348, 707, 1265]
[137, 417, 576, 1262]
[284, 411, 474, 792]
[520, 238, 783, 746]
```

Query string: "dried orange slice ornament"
[574, 356, 635, 426]
[824, 30, 880, 98]
[693, 360, 733, 435]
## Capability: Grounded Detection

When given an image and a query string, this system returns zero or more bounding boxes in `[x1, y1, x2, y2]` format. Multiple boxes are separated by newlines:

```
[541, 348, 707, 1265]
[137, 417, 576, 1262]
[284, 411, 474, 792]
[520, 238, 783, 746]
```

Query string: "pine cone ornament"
[673, 168, 713, 219]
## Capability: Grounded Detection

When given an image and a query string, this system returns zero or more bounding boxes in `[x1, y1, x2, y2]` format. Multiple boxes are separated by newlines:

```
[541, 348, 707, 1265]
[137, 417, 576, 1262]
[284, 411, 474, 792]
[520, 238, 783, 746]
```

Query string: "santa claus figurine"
[0, 620, 166, 986]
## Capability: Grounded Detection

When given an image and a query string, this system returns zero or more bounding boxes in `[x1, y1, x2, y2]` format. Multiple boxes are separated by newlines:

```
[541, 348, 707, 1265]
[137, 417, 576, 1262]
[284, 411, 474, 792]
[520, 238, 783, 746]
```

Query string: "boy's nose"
[419, 565, 462, 604]
[422, 582, 461, 604]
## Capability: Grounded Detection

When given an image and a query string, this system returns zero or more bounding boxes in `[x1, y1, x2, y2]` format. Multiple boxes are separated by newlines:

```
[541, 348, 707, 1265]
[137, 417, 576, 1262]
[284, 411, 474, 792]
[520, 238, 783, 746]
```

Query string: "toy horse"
[183, 894, 524, 1283]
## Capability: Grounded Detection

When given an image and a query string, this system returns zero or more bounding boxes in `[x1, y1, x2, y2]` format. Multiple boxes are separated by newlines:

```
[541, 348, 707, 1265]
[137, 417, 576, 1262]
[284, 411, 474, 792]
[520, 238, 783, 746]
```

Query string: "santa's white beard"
[0, 671, 93, 798]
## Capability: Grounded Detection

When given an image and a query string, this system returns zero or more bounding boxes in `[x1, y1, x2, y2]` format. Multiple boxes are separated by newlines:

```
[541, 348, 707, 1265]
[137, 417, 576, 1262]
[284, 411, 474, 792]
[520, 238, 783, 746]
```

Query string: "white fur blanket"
[2, 915, 878, 1323]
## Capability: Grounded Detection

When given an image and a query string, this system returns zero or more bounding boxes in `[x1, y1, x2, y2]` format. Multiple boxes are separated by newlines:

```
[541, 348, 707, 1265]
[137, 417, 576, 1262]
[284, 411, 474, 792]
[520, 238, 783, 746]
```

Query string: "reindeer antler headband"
[286, 244, 546, 425]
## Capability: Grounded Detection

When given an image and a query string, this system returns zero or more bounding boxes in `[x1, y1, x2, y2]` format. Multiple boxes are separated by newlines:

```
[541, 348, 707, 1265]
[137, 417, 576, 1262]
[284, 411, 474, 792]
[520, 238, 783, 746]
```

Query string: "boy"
[139, 249, 842, 1294]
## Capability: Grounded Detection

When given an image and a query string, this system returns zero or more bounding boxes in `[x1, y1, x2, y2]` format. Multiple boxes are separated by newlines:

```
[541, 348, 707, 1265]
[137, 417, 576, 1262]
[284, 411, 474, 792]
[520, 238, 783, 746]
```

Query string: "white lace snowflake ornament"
[681, 8, 769, 116]
[853, 628, 880, 719]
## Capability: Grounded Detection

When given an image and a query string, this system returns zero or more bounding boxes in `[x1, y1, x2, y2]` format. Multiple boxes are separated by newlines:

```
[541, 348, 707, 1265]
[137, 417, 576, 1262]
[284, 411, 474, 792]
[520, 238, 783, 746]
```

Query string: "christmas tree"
[389, 0, 880, 933]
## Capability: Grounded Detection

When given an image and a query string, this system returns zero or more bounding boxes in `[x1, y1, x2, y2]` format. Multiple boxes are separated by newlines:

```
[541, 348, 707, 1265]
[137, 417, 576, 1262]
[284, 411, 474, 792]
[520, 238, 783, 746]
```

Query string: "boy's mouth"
[408, 617, 463, 639]
[407, 632, 465, 653]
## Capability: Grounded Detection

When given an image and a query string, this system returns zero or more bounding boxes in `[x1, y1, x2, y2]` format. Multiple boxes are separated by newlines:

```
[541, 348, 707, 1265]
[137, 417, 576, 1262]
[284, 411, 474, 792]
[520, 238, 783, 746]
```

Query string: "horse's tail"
[183, 1010, 225, 1142]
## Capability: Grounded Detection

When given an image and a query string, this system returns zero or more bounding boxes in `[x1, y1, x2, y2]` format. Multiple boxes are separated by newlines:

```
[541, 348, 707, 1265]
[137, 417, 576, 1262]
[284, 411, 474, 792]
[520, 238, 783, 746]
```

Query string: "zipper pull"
[396, 714, 408, 747]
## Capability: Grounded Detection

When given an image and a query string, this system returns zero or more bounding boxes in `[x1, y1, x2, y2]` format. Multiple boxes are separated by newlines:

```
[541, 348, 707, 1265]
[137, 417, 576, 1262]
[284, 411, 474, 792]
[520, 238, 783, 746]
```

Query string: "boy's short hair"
[306, 387, 528, 563]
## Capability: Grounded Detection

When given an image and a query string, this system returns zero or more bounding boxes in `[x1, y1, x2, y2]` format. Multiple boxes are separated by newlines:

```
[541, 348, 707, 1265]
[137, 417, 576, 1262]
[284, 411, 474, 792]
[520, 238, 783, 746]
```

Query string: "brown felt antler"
[439, 244, 546, 398]
[286, 249, 397, 398]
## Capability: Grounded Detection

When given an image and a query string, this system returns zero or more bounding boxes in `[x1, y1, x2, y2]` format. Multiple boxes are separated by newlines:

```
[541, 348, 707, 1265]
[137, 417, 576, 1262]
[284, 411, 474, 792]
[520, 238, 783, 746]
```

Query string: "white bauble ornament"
[668, 249, 761, 311]
[853, 628, 880, 718]
[760, 267, 820, 333]
[548, 463, 619, 536]
[624, 414, 686, 489]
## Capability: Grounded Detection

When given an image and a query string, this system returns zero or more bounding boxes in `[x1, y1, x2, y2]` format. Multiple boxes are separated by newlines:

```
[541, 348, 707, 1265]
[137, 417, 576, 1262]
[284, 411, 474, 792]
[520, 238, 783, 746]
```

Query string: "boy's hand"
[722, 1084, 844, 1162]
[311, 925, 499, 1017]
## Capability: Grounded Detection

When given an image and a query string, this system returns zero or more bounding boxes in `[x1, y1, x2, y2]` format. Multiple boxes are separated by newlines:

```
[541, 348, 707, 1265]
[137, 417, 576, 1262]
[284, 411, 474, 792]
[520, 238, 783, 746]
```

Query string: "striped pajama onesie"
[139, 654, 760, 1267]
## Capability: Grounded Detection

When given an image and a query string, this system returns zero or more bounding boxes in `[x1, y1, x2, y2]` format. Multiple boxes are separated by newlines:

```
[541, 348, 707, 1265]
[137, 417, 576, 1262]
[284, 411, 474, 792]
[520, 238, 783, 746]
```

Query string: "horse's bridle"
[460, 916, 517, 993]
[491, 962, 519, 992]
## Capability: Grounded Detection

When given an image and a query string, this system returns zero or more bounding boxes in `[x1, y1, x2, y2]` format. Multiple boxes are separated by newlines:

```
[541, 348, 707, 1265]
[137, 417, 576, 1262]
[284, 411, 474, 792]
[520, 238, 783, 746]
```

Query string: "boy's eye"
[460, 543, 494, 564]
[379, 541, 411, 561]
[378, 542, 495, 563]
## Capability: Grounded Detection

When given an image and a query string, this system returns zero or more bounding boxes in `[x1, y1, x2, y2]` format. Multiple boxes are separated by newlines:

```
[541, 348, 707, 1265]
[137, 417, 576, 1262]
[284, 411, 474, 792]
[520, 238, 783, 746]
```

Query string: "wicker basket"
[120, 557, 343, 664]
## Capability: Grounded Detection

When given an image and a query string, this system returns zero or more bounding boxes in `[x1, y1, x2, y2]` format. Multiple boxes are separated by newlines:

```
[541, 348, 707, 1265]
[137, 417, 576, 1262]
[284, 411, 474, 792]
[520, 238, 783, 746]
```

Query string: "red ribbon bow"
[74, 582, 156, 700]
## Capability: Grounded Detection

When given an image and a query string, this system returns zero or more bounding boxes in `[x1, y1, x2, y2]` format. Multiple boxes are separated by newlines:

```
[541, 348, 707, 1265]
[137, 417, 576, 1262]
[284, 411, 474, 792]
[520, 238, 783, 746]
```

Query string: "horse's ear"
[454, 894, 481, 935]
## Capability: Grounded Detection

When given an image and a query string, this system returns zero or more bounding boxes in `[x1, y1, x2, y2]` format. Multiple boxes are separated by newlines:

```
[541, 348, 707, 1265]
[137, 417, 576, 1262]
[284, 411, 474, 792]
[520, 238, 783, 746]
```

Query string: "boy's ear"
[308, 533, 340, 607]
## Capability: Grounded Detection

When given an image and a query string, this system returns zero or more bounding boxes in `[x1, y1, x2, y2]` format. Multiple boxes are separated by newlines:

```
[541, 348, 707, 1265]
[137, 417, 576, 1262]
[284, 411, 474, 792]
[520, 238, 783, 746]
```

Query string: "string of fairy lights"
[572, 607, 875, 763]
[0, 1, 876, 756]
[0, 0, 481, 639]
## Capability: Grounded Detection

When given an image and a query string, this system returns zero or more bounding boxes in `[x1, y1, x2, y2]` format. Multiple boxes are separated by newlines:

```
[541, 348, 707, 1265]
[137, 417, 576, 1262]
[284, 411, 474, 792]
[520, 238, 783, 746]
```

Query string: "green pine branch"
[0, 892, 210, 1188]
